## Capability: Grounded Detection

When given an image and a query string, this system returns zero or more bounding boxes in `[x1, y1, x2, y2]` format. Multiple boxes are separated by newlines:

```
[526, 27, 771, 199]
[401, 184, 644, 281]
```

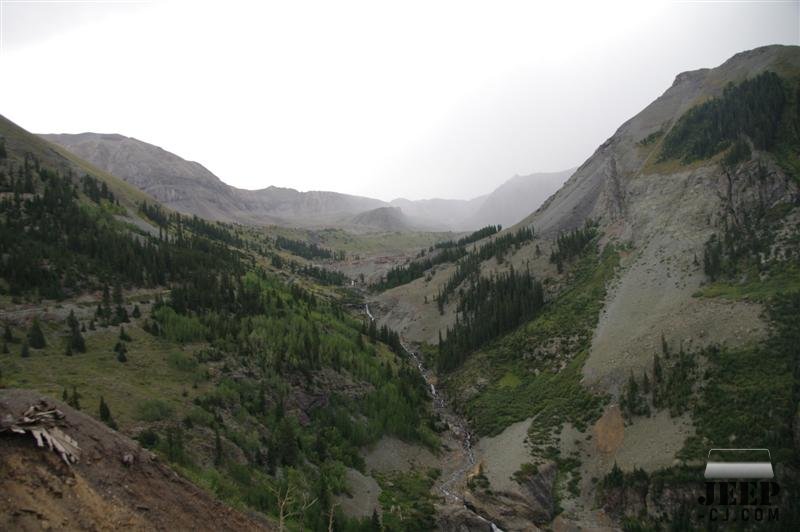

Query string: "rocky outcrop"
[517, 44, 800, 239]
[465, 461, 556, 531]
[436, 504, 495, 532]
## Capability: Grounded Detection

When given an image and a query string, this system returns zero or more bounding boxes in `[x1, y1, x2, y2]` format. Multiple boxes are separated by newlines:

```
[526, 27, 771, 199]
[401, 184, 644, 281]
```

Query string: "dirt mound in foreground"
[0, 388, 272, 531]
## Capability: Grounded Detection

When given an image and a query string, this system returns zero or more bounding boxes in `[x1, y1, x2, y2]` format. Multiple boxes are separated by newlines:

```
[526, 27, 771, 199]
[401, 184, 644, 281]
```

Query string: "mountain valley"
[2, 43, 800, 532]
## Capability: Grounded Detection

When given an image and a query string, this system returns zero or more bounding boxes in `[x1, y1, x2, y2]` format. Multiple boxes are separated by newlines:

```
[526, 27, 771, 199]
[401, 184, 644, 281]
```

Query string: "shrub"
[135, 399, 174, 421]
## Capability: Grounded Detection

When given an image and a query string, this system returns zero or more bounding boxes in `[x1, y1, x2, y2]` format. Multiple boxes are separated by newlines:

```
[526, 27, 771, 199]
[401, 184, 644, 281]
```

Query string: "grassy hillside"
[1, 115, 155, 210]
[0, 118, 441, 531]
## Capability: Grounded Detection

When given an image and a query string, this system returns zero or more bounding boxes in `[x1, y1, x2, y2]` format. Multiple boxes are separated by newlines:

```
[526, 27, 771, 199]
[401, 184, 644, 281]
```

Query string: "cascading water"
[365, 304, 504, 532]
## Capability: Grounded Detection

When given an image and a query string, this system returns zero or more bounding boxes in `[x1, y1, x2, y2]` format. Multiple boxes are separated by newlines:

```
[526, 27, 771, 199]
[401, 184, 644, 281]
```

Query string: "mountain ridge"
[366, 43, 800, 529]
[41, 131, 571, 232]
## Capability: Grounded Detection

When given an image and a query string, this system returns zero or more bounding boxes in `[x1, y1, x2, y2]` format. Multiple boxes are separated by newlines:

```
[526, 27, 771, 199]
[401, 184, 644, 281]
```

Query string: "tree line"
[437, 266, 544, 372]
[275, 236, 344, 261]
[371, 245, 467, 291]
[549, 222, 598, 273]
[0, 160, 246, 300]
[435, 226, 535, 312]
[660, 71, 793, 163]
[434, 224, 501, 249]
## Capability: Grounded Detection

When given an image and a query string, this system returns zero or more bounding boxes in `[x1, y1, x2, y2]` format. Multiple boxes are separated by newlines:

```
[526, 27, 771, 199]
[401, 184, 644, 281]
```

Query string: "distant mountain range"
[41, 132, 571, 232]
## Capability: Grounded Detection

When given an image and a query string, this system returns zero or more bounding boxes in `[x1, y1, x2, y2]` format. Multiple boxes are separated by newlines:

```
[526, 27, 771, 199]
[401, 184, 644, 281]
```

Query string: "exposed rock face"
[371, 45, 800, 532]
[519, 45, 800, 238]
[436, 504, 495, 532]
[508, 45, 800, 395]
[507, 44, 800, 529]
[465, 462, 556, 531]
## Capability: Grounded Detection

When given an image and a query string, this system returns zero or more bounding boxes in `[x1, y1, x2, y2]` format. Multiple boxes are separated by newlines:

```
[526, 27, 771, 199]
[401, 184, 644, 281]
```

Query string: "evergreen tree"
[132, 304, 141, 318]
[653, 353, 663, 383]
[69, 386, 81, 410]
[115, 341, 128, 362]
[3, 323, 12, 343]
[119, 326, 132, 342]
[271, 417, 299, 468]
[113, 281, 123, 306]
[660, 71, 790, 163]
[165, 426, 186, 464]
[214, 426, 223, 466]
[99, 396, 118, 429]
[115, 304, 129, 324]
[21, 340, 29, 358]
[66, 310, 85, 353]
[606, 462, 624, 488]
[27, 318, 46, 348]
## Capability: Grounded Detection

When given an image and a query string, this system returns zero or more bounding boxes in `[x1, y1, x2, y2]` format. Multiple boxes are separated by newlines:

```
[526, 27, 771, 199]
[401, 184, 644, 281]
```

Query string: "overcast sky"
[0, 1, 797, 201]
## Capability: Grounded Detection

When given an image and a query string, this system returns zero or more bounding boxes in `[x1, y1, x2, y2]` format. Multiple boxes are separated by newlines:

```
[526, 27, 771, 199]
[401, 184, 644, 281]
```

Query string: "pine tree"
[623, 372, 639, 418]
[3, 323, 12, 343]
[69, 386, 81, 410]
[99, 396, 118, 429]
[119, 326, 132, 342]
[652, 354, 663, 408]
[66, 310, 86, 353]
[101, 285, 112, 325]
[653, 354, 663, 383]
[28, 318, 46, 348]
[214, 426, 223, 466]
[1, 342, 8, 354]
[606, 462, 624, 488]
[113, 281, 123, 306]
[115, 341, 128, 362]
[99, 396, 110, 421]
[132, 305, 141, 318]
[115, 305, 129, 324]
[21, 340, 30, 358]
[62, 388, 68, 402]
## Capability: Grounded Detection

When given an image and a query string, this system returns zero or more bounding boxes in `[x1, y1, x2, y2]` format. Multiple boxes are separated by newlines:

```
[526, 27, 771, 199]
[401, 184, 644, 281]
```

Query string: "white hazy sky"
[0, 1, 798, 200]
